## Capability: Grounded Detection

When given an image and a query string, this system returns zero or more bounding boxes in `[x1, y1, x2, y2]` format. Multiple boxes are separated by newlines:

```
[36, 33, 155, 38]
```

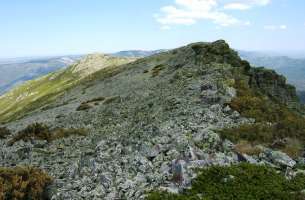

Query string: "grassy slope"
[0, 56, 134, 123]
[0, 68, 76, 122]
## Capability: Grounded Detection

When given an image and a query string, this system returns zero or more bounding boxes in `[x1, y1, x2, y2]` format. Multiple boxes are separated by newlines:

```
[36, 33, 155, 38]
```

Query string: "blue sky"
[1, 0, 305, 58]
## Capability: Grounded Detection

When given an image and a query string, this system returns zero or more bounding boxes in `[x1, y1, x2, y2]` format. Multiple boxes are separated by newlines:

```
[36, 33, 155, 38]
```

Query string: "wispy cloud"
[223, 3, 251, 10]
[264, 24, 287, 30]
[224, 0, 271, 10]
[155, 0, 269, 29]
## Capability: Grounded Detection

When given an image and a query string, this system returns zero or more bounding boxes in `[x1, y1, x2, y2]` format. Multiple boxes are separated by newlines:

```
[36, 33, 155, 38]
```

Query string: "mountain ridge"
[1, 49, 304, 101]
[1, 40, 305, 199]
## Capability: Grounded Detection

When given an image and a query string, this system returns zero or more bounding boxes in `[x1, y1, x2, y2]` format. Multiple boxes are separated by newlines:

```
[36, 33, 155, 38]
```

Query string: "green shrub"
[147, 163, 305, 200]
[0, 127, 11, 139]
[0, 166, 53, 200]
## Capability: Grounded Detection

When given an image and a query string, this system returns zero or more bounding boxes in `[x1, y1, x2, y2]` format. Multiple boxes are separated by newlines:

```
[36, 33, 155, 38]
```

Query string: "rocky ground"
[0, 41, 304, 199]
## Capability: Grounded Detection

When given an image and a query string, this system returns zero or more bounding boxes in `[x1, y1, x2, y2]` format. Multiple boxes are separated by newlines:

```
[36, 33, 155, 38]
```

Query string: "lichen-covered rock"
[262, 149, 296, 168]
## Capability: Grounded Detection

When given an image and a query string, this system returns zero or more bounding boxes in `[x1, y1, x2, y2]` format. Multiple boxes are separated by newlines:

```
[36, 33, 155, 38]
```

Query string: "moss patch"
[0, 166, 53, 200]
[147, 163, 305, 200]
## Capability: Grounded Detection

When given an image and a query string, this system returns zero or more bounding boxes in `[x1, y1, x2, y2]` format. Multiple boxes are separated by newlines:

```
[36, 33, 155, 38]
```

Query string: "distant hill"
[112, 49, 166, 57]
[240, 51, 305, 102]
[298, 91, 305, 103]
[0, 56, 82, 95]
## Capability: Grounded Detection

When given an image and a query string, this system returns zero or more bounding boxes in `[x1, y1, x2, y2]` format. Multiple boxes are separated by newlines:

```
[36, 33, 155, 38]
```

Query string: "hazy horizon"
[1, 47, 305, 61]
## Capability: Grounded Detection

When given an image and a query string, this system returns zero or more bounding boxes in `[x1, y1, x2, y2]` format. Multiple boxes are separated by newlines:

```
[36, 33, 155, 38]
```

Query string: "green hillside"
[0, 54, 135, 123]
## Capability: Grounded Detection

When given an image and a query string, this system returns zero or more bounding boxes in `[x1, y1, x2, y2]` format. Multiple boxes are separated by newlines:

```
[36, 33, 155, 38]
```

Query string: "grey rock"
[240, 154, 258, 164]
[160, 185, 180, 194]
[222, 139, 235, 151]
[141, 143, 161, 160]
[263, 149, 296, 168]
[201, 89, 221, 104]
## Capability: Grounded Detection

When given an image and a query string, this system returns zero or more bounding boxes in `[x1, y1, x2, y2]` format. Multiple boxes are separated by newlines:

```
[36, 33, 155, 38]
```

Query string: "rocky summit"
[1, 40, 305, 200]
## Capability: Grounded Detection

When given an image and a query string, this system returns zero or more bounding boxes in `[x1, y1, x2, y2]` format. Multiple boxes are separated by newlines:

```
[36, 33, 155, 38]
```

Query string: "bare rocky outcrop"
[249, 67, 298, 104]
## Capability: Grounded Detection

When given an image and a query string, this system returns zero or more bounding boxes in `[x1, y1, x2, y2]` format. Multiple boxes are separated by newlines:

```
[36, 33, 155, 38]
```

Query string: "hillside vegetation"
[220, 67, 305, 157]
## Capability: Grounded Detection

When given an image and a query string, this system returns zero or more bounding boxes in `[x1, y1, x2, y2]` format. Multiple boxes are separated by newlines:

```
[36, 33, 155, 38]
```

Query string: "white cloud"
[155, 0, 270, 28]
[264, 24, 287, 30]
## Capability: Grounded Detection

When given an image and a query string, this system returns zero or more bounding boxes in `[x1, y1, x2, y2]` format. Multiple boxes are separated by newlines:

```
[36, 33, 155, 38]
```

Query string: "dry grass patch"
[8, 123, 51, 146]
[51, 128, 87, 141]
[103, 96, 120, 104]
[8, 123, 87, 146]
[234, 140, 263, 156]
[281, 138, 304, 159]
[76, 103, 93, 111]
[0, 166, 52, 200]
[85, 97, 105, 104]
